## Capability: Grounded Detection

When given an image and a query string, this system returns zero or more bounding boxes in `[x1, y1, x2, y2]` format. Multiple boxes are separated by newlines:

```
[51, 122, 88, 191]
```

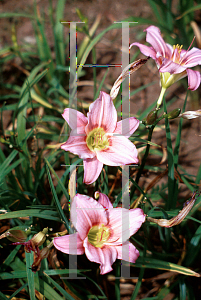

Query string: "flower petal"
[106, 208, 145, 244]
[61, 134, 95, 159]
[130, 43, 157, 60]
[71, 194, 108, 240]
[187, 69, 201, 91]
[114, 117, 139, 137]
[53, 233, 84, 255]
[159, 58, 186, 74]
[85, 91, 117, 134]
[129, 208, 146, 236]
[96, 136, 138, 166]
[116, 241, 139, 263]
[96, 192, 113, 209]
[83, 157, 103, 184]
[180, 47, 201, 67]
[83, 238, 117, 275]
[145, 26, 172, 58]
[62, 108, 88, 129]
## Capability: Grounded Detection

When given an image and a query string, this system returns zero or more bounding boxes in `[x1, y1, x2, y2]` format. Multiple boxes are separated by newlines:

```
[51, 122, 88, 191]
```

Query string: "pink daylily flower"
[130, 25, 201, 91]
[53, 192, 145, 275]
[61, 91, 139, 184]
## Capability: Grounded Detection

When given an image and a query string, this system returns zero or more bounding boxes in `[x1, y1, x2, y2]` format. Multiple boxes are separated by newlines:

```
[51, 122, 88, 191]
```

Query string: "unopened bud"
[94, 191, 100, 199]
[146, 110, 158, 125]
[147, 191, 199, 227]
[0, 229, 27, 243]
[164, 108, 181, 119]
[179, 109, 201, 120]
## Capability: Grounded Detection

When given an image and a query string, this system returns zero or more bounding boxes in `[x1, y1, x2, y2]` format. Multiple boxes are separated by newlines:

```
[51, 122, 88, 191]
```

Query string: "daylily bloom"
[130, 25, 201, 91]
[130, 26, 201, 107]
[53, 192, 145, 275]
[61, 91, 139, 184]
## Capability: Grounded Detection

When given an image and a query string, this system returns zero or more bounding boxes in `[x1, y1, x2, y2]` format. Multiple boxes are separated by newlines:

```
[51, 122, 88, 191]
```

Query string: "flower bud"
[146, 110, 158, 125]
[164, 108, 181, 119]
[179, 109, 201, 120]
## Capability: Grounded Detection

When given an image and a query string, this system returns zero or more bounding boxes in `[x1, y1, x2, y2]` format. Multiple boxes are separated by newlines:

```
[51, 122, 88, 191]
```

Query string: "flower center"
[87, 224, 110, 248]
[86, 128, 109, 152]
[172, 44, 183, 64]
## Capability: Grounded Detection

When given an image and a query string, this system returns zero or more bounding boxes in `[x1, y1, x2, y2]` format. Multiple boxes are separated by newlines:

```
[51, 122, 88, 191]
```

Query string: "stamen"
[180, 36, 196, 64]
[187, 36, 196, 52]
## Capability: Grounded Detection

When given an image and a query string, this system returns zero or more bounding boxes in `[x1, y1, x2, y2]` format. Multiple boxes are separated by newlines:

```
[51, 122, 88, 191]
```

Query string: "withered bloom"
[110, 58, 149, 100]
[12, 228, 48, 256]
[31, 246, 50, 273]
[0, 229, 27, 243]
[147, 191, 199, 227]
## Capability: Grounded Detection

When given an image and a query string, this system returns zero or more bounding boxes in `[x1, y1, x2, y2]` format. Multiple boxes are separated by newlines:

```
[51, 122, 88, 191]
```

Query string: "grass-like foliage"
[0, 1, 201, 299]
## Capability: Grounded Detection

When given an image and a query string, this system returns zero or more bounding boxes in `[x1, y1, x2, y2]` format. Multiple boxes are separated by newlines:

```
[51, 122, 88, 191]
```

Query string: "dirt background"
[0, 0, 201, 299]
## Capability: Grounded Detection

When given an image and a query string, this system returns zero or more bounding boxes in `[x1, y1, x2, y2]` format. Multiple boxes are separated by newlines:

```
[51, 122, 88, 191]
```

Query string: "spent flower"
[11, 228, 48, 256]
[147, 191, 199, 227]
[53, 192, 145, 275]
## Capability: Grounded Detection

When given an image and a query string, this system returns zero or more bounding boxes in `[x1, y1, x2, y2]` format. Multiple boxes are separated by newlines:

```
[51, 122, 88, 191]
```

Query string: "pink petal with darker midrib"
[53, 233, 84, 255]
[106, 208, 145, 244]
[83, 157, 103, 184]
[83, 238, 117, 275]
[85, 91, 117, 134]
[96, 136, 138, 166]
[62, 108, 88, 129]
[97, 192, 113, 210]
[71, 194, 108, 240]
[61, 135, 95, 159]
[130, 42, 156, 60]
[115, 241, 139, 263]
[187, 69, 201, 91]
[180, 47, 201, 67]
[145, 26, 172, 58]
[114, 117, 139, 137]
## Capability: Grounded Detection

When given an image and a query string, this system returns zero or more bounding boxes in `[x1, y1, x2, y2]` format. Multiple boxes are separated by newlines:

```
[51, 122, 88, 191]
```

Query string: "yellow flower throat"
[88, 224, 110, 248]
[86, 128, 109, 151]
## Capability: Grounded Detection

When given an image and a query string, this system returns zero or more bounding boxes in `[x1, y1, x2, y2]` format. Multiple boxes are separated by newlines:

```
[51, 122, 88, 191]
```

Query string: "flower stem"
[131, 126, 154, 201]
[136, 126, 154, 184]
[157, 87, 166, 109]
